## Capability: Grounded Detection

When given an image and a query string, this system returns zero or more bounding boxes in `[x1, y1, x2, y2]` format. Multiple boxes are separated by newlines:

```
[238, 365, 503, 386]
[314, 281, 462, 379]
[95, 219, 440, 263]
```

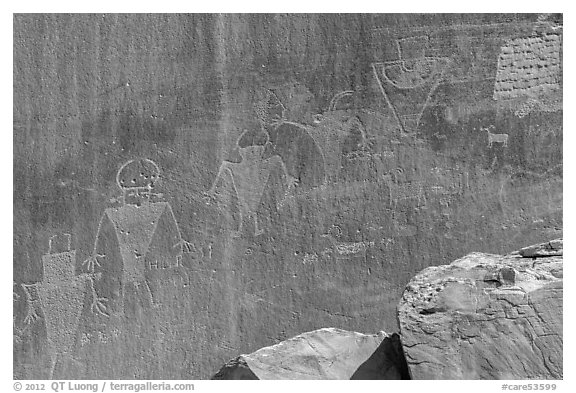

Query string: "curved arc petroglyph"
[372, 55, 450, 135]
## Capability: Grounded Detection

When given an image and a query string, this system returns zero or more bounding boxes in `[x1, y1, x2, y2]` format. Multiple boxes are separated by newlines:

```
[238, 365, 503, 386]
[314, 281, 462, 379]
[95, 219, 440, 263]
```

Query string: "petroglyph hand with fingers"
[286, 175, 299, 190]
[82, 253, 104, 273]
[90, 295, 109, 317]
[83, 273, 109, 317]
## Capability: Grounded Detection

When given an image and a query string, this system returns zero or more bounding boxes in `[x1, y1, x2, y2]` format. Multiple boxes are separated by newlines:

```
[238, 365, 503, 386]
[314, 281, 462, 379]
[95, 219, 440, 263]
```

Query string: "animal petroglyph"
[92, 159, 192, 314]
[493, 33, 562, 101]
[372, 36, 449, 134]
[320, 225, 375, 260]
[482, 125, 509, 148]
[21, 234, 107, 379]
[205, 129, 298, 237]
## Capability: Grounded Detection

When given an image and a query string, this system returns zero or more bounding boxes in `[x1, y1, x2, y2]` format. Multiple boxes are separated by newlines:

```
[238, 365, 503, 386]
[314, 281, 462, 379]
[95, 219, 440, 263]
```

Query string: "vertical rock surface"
[14, 14, 562, 379]
[398, 239, 562, 379]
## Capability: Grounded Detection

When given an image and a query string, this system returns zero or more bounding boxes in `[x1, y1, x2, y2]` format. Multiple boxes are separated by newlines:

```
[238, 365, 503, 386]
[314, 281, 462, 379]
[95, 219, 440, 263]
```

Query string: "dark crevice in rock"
[211, 357, 259, 380]
[351, 333, 410, 380]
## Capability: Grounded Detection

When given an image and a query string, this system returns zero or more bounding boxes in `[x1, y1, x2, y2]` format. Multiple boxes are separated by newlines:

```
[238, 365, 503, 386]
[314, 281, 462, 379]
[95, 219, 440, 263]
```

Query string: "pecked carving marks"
[98, 203, 169, 283]
[493, 34, 562, 101]
[95, 202, 187, 312]
[20, 234, 107, 379]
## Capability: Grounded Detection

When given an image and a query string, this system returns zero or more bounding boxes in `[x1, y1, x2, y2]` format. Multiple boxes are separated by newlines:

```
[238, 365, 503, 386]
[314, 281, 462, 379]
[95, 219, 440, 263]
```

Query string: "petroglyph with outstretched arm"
[89, 159, 195, 315]
[205, 129, 298, 237]
[20, 234, 107, 379]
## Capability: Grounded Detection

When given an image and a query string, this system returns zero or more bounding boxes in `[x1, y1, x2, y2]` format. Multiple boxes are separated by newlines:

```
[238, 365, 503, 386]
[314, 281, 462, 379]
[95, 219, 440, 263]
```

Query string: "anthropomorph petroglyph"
[21, 234, 107, 379]
[258, 85, 371, 188]
[205, 127, 298, 237]
[252, 86, 326, 190]
[89, 159, 193, 315]
[372, 36, 449, 135]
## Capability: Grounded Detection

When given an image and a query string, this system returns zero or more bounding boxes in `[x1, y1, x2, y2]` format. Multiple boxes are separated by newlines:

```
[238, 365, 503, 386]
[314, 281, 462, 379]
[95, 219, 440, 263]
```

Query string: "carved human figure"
[205, 128, 298, 237]
[248, 85, 325, 190]
[263, 85, 370, 186]
[87, 159, 194, 318]
[21, 234, 106, 379]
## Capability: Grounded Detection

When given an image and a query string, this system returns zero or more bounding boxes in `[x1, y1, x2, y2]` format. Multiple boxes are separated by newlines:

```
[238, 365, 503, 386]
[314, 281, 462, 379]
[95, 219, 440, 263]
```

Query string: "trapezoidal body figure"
[206, 124, 298, 237]
[21, 234, 106, 379]
[89, 159, 192, 318]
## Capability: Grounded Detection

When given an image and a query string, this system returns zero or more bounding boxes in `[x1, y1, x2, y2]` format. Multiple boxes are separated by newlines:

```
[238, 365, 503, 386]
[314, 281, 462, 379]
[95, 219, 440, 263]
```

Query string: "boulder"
[515, 238, 563, 258]
[212, 327, 409, 379]
[398, 239, 563, 379]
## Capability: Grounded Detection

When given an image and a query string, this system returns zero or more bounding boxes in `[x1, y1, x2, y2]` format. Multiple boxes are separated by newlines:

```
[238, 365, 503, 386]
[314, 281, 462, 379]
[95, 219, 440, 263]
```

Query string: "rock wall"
[13, 14, 562, 379]
[212, 239, 562, 380]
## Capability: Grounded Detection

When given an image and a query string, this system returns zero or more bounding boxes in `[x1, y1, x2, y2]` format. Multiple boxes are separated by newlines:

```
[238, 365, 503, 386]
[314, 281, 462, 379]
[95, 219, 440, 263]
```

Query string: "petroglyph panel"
[493, 34, 562, 100]
[14, 14, 562, 379]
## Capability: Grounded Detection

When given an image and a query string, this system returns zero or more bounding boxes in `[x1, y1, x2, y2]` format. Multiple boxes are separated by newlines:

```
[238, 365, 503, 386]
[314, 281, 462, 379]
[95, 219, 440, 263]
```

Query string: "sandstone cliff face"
[211, 239, 562, 380]
[398, 239, 562, 379]
[212, 328, 409, 379]
[14, 14, 562, 379]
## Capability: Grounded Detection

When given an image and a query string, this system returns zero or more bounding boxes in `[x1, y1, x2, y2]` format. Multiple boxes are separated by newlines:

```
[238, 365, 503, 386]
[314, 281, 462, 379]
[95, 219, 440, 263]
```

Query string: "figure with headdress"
[253, 86, 326, 189]
[86, 159, 194, 317]
[20, 234, 107, 378]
